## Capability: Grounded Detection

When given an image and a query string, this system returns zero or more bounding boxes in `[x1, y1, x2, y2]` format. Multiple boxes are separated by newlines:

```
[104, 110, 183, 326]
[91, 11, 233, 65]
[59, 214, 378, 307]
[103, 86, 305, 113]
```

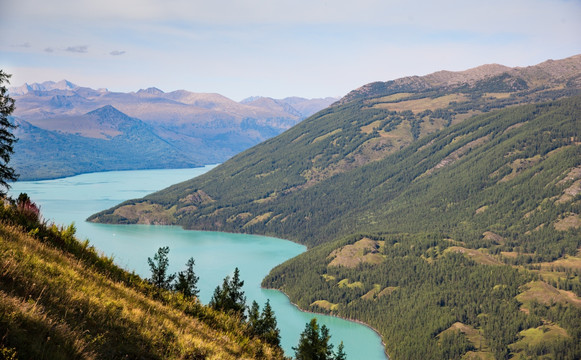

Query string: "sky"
[1, 0, 580, 101]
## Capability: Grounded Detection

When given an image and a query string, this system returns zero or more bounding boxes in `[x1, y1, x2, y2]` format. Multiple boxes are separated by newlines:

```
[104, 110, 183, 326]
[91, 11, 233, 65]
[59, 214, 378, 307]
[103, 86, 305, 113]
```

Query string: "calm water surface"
[10, 166, 387, 359]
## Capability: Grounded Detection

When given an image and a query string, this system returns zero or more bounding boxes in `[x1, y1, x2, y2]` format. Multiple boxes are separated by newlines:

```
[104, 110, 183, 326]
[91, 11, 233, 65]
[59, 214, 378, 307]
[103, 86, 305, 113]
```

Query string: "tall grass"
[0, 197, 284, 359]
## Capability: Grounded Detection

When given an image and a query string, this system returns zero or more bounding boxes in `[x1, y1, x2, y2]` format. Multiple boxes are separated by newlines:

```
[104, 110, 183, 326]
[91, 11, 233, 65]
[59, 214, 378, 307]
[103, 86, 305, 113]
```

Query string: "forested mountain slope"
[90, 55, 581, 247]
[262, 96, 581, 359]
[90, 55, 581, 359]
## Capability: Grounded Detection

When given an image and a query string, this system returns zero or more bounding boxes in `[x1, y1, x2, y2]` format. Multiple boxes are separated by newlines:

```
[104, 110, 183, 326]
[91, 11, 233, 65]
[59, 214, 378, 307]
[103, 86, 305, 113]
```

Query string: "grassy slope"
[0, 212, 282, 359]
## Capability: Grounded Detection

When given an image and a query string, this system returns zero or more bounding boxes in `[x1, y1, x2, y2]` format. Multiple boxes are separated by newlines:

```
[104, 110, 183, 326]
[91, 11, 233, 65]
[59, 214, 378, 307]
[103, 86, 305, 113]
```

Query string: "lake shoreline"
[11, 168, 389, 359]
[14, 164, 218, 183]
[265, 286, 390, 360]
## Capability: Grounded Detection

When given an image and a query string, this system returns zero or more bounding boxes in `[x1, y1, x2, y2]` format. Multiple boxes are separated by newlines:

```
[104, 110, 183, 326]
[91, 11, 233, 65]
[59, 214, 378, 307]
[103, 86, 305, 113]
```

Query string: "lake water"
[9, 166, 388, 359]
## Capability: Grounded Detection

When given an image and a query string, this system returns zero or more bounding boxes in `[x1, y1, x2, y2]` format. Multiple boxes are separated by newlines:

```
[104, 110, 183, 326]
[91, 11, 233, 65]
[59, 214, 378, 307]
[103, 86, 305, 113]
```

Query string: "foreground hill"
[91, 55, 581, 359]
[10, 81, 337, 180]
[0, 199, 282, 359]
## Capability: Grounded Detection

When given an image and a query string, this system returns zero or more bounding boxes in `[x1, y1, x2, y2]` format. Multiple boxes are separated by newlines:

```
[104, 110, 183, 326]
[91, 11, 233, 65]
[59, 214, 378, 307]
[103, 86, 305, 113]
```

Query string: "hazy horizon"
[1, 0, 580, 101]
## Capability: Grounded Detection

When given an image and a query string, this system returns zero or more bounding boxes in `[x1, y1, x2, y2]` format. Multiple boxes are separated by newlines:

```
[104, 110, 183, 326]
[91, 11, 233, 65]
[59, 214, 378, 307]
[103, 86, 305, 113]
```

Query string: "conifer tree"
[0, 70, 18, 194]
[294, 318, 337, 360]
[174, 257, 199, 298]
[147, 246, 175, 290]
[209, 267, 246, 319]
[247, 300, 261, 336]
[259, 299, 281, 347]
[335, 342, 346, 360]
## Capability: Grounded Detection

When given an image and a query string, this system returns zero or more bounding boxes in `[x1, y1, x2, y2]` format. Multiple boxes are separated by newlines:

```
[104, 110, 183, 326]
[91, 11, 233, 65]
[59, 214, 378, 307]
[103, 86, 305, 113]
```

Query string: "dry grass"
[475, 206, 489, 215]
[112, 201, 176, 225]
[483, 93, 513, 99]
[243, 212, 273, 228]
[438, 322, 489, 353]
[312, 129, 342, 144]
[482, 231, 504, 245]
[321, 274, 336, 282]
[0, 222, 281, 359]
[227, 212, 253, 223]
[371, 94, 468, 113]
[368, 93, 414, 103]
[337, 279, 364, 289]
[516, 280, 581, 309]
[361, 284, 382, 300]
[501, 251, 534, 259]
[444, 246, 503, 266]
[327, 238, 385, 268]
[360, 120, 383, 134]
[538, 255, 581, 271]
[553, 213, 581, 231]
[310, 300, 339, 312]
[419, 117, 448, 138]
[377, 286, 398, 298]
[499, 155, 543, 183]
[422, 135, 490, 178]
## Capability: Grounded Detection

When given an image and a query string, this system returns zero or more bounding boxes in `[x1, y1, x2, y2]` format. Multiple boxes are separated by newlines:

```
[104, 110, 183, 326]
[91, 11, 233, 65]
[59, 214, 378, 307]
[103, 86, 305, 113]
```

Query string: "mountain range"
[90, 54, 581, 359]
[9, 81, 337, 180]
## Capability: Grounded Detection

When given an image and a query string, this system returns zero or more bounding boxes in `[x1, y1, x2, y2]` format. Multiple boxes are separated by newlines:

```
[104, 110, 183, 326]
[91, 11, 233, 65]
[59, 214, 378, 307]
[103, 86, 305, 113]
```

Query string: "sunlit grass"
[0, 204, 283, 359]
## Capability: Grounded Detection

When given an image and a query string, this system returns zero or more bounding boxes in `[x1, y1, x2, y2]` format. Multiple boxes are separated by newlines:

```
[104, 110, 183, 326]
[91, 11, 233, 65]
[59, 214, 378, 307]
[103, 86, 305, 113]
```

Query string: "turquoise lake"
[10, 166, 388, 359]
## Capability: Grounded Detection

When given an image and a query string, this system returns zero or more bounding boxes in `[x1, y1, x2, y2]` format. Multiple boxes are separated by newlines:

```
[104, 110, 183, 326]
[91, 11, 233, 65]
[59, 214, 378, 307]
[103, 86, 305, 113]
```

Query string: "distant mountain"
[12, 105, 213, 180]
[90, 55, 581, 359]
[9, 83, 335, 180]
[9, 79, 80, 95]
[241, 96, 338, 118]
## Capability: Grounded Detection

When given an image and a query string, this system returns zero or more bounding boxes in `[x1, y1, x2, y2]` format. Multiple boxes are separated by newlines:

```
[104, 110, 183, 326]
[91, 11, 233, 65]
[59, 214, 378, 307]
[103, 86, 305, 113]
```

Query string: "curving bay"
[10, 166, 388, 360]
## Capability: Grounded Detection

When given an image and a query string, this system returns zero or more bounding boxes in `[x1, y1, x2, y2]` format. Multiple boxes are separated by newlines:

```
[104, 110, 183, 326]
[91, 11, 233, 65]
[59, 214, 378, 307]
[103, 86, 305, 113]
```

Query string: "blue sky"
[1, 0, 580, 100]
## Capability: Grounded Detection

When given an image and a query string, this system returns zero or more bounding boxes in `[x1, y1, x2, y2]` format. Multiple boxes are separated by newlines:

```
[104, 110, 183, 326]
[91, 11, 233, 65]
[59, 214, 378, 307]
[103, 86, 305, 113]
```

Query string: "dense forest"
[90, 57, 581, 359]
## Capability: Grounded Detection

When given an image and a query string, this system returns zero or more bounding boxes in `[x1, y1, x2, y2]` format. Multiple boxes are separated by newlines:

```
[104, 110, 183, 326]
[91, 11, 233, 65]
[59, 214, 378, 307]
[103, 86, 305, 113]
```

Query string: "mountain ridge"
[10, 83, 337, 180]
[90, 54, 581, 238]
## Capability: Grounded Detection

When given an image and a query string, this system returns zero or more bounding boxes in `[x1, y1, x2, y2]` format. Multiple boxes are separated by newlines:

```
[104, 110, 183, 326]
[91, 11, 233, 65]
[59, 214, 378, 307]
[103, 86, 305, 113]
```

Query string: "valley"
[90, 55, 581, 359]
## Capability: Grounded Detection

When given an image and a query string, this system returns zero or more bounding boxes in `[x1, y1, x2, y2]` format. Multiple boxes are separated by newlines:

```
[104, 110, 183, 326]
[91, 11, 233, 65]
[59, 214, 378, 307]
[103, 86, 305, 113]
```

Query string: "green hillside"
[0, 198, 284, 359]
[89, 56, 581, 359]
[261, 97, 581, 359]
[89, 56, 581, 248]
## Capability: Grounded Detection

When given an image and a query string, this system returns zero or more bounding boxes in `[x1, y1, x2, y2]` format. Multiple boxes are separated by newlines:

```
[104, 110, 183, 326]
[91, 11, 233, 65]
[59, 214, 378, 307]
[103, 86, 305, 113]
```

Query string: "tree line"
[147, 246, 348, 360]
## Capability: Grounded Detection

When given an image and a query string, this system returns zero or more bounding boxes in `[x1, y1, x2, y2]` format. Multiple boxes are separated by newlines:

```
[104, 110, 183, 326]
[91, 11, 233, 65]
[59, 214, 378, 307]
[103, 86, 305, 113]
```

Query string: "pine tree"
[174, 257, 199, 298]
[247, 300, 261, 336]
[209, 276, 231, 310]
[293, 318, 336, 360]
[229, 267, 246, 316]
[0, 70, 18, 194]
[147, 246, 175, 290]
[259, 299, 281, 347]
[209, 267, 246, 319]
[335, 342, 346, 360]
